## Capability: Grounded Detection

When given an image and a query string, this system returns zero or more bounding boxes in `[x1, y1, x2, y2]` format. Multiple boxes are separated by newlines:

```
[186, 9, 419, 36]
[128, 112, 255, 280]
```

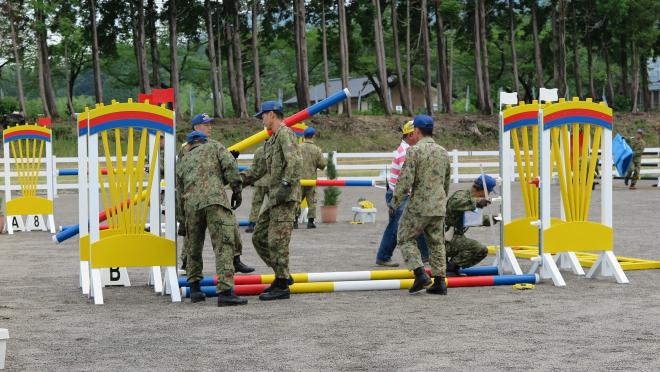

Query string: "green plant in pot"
[321, 152, 341, 223]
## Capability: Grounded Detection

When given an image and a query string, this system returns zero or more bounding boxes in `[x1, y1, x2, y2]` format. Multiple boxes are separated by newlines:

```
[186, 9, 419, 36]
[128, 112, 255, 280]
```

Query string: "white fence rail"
[2, 148, 659, 194]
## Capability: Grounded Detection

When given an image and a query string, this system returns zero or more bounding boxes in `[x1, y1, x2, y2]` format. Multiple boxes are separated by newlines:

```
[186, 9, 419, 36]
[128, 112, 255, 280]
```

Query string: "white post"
[148, 133, 163, 293]
[78, 121, 89, 295]
[164, 112, 181, 302]
[45, 140, 55, 233]
[452, 149, 459, 183]
[601, 126, 613, 227]
[51, 155, 58, 198]
[88, 132, 103, 304]
[3, 142, 11, 206]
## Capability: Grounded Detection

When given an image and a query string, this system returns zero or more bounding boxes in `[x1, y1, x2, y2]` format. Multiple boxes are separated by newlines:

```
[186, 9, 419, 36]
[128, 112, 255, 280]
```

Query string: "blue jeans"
[376, 189, 429, 262]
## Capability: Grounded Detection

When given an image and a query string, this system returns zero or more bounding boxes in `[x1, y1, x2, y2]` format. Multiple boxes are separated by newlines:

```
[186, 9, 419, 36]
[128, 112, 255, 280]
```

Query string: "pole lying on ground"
[181, 274, 539, 297]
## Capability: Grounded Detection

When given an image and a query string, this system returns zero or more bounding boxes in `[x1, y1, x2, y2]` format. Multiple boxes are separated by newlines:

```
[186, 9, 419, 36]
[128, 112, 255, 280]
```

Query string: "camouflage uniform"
[175, 139, 241, 293]
[176, 141, 244, 266]
[297, 139, 326, 219]
[445, 190, 493, 268]
[242, 125, 302, 279]
[625, 137, 646, 186]
[248, 146, 269, 223]
[392, 137, 451, 276]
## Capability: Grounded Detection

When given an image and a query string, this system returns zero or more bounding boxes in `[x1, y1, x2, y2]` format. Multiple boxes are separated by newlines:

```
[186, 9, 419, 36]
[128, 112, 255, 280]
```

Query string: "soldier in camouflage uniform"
[296, 127, 326, 229]
[176, 114, 254, 274]
[444, 175, 498, 275]
[392, 115, 451, 295]
[246, 145, 269, 233]
[624, 128, 646, 189]
[241, 101, 302, 301]
[175, 129, 248, 306]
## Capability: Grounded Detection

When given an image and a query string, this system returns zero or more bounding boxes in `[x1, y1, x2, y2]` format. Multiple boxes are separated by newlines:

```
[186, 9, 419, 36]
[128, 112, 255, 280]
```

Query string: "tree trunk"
[205, 0, 221, 117]
[34, 5, 58, 118]
[225, 24, 239, 115]
[473, 1, 485, 112]
[8, 5, 27, 115]
[294, 0, 310, 110]
[147, 0, 161, 88]
[619, 36, 628, 98]
[603, 41, 614, 105]
[435, 0, 451, 112]
[232, 14, 248, 118]
[551, 3, 559, 90]
[631, 40, 639, 113]
[137, 0, 151, 93]
[321, 0, 331, 100]
[509, 0, 520, 99]
[557, 0, 568, 97]
[337, 0, 351, 117]
[420, 0, 433, 115]
[169, 0, 182, 121]
[392, 0, 411, 114]
[64, 43, 75, 117]
[478, 0, 492, 114]
[372, 0, 391, 115]
[531, 0, 543, 89]
[640, 53, 650, 111]
[587, 35, 596, 99]
[571, 2, 582, 98]
[405, 0, 413, 111]
[89, 0, 104, 103]
[252, 0, 261, 112]
[216, 9, 225, 117]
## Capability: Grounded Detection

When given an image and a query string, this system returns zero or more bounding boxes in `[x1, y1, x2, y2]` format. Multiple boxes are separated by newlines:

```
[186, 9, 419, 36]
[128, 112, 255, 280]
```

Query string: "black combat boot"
[217, 289, 248, 307]
[624, 176, 629, 186]
[234, 256, 255, 273]
[307, 218, 317, 229]
[189, 281, 206, 303]
[263, 276, 294, 293]
[293, 220, 299, 229]
[259, 278, 291, 301]
[426, 276, 448, 295]
[245, 222, 256, 233]
[409, 267, 431, 293]
[446, 260, 461, 277]
[180, 256, 187, 271]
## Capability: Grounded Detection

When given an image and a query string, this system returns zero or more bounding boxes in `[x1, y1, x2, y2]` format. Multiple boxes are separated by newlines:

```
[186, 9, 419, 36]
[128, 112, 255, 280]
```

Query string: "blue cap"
[255, 101, 283, 118]
[304, 127, 316, 137]
[192, 113, 213, 128]
[474, 175, 497, 193]
[187, 130, 208, 144]
[637, 128, 643, 134]
[412, 114, 434, 129]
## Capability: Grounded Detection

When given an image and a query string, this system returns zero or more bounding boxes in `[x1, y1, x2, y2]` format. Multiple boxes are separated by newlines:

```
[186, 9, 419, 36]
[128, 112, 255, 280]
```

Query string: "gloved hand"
[231, 187, 242, 210]
[388, 206, 396, 218]
[230, 150, 240, 159]
[276, 181, 291, 204]
[177, 222, 186, 236]
[475, 198, 491, 208]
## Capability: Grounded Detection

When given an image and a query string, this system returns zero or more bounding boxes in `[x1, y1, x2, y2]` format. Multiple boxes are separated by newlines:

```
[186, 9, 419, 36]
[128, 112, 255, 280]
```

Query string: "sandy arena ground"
[1, 182, 659, 371]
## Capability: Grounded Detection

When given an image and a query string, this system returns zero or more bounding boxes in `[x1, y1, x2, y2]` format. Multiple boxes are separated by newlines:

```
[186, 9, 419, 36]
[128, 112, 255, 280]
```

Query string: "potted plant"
[321, 152, 341, 223]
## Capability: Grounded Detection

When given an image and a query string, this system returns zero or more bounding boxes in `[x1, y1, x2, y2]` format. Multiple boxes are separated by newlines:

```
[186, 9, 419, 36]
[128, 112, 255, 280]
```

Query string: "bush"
[0, 97, 19, 115]
[322, 152, 341, 206]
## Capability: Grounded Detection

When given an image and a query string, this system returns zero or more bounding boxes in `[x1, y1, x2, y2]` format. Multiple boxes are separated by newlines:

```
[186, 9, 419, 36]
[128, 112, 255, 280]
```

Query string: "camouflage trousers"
[296, 186, 317, 219]
[180, 220, 241, 265]
[184, 205, 236, 292]
[252, 201, 295, 279]
[626, 159, 641, 186]
[397, 210, 446, 276]
[249, 186, 269, 223]
[446, 234, 488, 268]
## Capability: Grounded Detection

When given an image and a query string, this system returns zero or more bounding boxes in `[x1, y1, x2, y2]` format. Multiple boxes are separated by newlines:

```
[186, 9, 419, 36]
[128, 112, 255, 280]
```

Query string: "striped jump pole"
[300, 179, 375, 187]
[178, 266, 501, 287]
[181, 274, 539, 297]
[57, 165, 249, 176]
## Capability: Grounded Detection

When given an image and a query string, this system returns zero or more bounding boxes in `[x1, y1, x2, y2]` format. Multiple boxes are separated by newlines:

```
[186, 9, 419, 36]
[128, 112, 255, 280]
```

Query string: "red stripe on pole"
[447, 276, 495, 287]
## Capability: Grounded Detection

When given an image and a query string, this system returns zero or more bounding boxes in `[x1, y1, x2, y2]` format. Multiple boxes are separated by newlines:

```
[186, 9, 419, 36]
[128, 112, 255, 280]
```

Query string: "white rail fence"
[1, 148, 659, 195]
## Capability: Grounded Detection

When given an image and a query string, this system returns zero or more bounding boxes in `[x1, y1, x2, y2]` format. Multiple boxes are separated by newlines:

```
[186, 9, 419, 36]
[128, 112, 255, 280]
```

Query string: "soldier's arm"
[444, 152, 451, 196]
[241, 148, 267, 186]
[280, 131, 302, 184]
[175, 169, 185, 225]
[448, 191, 477, 212]
[317, 147, 327, 171]
[218, 145, 242, 190]
[392, 150, 415, 209]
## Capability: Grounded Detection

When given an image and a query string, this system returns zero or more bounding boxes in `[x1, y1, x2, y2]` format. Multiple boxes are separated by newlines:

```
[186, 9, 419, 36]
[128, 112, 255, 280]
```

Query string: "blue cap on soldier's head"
[192, 113, 213, 128]
[255, 101, 283, 119]
[412, 114, 434, 129]
[304, 127, 315, 138]
[474, 175, 497, 193]
[187, 130, 208, 144]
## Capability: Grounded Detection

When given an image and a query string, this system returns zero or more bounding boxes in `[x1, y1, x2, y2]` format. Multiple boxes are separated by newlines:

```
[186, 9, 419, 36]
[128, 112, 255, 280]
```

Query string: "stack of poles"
[179, 267, 539, 297]
[53, 89, 352, 244]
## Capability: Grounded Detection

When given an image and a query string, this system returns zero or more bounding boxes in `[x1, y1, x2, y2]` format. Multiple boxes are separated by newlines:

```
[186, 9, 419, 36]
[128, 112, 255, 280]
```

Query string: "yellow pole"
[560, 125, 575, 219]
[582, 126, 603, 221]
[551, 128, 572, 221]
[571, 124, 580, 219]
[511, 129, 532, 217]
[578, 124, 591, 221]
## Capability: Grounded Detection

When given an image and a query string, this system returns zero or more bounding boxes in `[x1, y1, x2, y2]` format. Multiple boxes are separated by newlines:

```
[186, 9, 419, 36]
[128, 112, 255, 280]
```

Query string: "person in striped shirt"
[375, 121, 429, 267]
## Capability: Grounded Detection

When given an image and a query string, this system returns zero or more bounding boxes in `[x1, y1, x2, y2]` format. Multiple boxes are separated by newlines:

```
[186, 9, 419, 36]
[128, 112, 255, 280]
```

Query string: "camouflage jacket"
[392, 136, 450, 216]
[300, 140, 326, 180]
[175, 139, 241, 219]
[242, 124, 302, 207]
[252, 146, 269, 187]
[445, 190, 493, 235]
[625, 137, 646, 161]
